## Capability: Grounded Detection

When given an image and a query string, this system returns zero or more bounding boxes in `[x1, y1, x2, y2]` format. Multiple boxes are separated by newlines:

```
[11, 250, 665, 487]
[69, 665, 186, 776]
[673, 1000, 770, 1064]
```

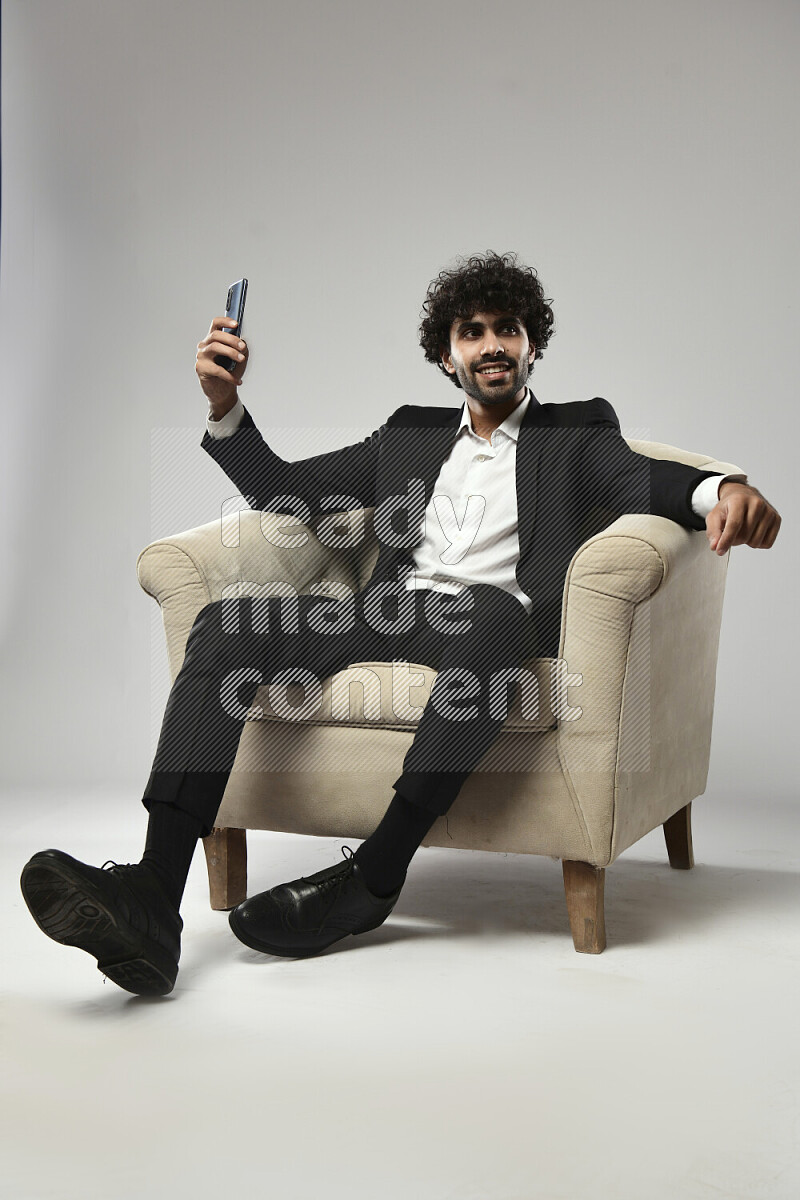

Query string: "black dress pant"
[142, 581, 538, 837]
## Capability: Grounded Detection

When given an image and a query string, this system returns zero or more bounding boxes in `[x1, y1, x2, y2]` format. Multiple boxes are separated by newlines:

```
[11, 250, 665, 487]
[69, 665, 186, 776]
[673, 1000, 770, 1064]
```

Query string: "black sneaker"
[20, 849, 183, 996]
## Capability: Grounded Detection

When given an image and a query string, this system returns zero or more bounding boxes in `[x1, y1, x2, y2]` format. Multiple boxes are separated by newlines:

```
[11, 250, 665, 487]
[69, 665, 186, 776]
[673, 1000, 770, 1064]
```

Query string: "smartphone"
[214, 278, 248, 373]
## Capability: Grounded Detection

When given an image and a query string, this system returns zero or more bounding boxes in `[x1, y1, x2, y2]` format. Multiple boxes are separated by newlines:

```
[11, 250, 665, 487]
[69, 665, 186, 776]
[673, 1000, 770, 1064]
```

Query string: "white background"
[1, 0, 797, 795]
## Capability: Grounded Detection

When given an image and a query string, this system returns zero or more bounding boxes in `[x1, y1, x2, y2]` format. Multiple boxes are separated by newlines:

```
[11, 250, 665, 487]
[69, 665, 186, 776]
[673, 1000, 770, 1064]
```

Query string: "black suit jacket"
[202, 393, 724, 658]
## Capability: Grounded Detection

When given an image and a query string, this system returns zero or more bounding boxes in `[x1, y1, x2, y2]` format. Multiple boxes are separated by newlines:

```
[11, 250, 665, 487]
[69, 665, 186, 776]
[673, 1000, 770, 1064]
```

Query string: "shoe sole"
[227, 905, 391, 958]
[20, 854, 177, 996]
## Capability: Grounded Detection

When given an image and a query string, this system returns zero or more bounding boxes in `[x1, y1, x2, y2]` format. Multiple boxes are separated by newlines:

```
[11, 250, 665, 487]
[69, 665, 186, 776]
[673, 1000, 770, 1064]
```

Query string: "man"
[20, 252, 781, 996]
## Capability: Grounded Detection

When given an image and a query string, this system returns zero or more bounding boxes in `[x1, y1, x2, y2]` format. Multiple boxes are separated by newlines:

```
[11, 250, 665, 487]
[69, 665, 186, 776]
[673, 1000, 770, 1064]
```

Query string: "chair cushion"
[249, 658, 558, 733]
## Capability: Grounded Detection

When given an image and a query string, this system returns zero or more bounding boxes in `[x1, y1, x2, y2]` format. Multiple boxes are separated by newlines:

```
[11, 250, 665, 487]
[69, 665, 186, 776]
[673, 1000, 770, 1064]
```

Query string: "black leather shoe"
[228, 845, 404, 958]
[20, 850, 183, 996]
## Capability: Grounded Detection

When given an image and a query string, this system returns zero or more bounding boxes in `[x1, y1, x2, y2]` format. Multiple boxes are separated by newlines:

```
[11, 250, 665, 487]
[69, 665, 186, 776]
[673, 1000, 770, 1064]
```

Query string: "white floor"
[3, 787, 799, 1200]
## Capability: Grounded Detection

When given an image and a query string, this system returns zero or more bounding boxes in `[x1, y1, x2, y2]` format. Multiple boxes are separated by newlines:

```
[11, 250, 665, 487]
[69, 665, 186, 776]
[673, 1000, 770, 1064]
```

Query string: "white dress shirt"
[207, 394, 747, 613]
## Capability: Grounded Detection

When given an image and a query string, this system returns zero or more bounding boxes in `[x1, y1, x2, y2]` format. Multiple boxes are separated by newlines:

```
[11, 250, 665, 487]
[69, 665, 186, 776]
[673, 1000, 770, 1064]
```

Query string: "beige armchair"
[137, 438, 743, 954]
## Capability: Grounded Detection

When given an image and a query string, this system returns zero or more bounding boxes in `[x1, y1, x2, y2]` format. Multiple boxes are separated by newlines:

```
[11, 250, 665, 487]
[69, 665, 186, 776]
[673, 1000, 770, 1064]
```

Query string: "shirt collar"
[457, 388, 531, 444]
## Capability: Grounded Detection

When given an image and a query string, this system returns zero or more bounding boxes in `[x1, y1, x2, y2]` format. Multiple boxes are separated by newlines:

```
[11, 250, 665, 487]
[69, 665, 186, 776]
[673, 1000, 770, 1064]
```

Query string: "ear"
[441, 346, 456, 374]
[528, 343, 536, 366]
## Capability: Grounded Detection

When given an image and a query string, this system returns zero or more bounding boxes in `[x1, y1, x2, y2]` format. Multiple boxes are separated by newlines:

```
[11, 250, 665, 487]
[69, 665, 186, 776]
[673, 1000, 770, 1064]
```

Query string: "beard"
[457, 356, 530, 404]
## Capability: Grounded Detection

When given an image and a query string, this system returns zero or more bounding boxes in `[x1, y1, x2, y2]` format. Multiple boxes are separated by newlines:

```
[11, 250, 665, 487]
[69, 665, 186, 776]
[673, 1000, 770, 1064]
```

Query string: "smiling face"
[441, 310, 536, 408]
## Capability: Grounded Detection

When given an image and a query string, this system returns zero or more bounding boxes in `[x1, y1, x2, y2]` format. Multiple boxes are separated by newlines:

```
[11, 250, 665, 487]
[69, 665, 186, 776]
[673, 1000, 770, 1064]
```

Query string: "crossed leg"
[19, 581, 539, 992]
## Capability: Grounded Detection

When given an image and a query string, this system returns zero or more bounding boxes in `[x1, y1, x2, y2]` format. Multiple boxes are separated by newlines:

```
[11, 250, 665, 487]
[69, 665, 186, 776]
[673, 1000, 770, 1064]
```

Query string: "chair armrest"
[555, 513, 730, 859]
[563, 512, 694, 612]
[558, 451, 743, 634]
[137, 508, 363, 680]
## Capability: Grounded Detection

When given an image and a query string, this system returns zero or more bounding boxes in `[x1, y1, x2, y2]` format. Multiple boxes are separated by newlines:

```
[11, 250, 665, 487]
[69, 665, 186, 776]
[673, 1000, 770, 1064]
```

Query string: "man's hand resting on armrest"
[706, 481, 782, 555]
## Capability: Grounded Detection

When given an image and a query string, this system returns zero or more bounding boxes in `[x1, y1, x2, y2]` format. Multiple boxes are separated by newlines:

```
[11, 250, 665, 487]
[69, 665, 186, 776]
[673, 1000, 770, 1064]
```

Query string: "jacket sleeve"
[582, 397, 726, 531]
[201, 403, 403, 519]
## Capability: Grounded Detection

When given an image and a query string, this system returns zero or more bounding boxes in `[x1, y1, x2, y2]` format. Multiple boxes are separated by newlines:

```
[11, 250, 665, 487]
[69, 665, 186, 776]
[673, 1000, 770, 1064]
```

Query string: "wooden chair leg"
[202, 827, 247, 910]
[562, 860, 607, 953]
[663, 801, 695, 870]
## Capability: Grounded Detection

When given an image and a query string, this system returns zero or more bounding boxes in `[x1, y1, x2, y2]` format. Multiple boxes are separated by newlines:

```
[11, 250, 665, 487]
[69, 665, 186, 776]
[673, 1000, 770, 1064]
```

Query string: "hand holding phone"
[195, 278, 249, 418]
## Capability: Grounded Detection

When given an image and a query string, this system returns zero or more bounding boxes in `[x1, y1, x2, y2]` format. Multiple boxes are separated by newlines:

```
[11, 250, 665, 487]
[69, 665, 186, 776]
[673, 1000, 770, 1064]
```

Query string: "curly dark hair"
[419, 251, 555, 387]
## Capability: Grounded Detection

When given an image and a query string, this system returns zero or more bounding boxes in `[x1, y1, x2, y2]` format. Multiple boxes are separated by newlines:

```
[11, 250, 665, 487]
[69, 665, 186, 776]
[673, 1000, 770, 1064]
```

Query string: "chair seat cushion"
[249, 658, 558, 733]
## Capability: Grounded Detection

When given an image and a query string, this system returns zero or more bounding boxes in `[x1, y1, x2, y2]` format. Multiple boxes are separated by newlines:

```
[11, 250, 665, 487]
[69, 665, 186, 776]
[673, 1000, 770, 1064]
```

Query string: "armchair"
[137, 437, 743, 953]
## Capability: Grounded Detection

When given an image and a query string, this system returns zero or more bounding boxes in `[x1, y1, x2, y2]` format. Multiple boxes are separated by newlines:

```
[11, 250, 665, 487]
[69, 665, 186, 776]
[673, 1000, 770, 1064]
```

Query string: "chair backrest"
[625, 437, 732, 470]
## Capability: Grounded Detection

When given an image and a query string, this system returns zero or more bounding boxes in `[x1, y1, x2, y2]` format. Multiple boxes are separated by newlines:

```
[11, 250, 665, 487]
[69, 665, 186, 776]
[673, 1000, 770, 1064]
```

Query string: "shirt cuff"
[690, 472, 749, 519]
[206, 397, 245, 439]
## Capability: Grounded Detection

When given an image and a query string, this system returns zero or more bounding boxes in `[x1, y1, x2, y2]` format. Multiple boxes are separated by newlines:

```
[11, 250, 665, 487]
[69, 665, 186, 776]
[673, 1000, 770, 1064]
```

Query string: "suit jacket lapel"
[516, 392, 545, 561]
[385, 405, 462, 512]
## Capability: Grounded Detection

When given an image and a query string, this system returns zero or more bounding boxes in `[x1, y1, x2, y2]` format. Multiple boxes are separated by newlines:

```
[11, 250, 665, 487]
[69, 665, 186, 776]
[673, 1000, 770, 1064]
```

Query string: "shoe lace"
[310, 845, 357, 934]
[100, 860, 181, 926]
